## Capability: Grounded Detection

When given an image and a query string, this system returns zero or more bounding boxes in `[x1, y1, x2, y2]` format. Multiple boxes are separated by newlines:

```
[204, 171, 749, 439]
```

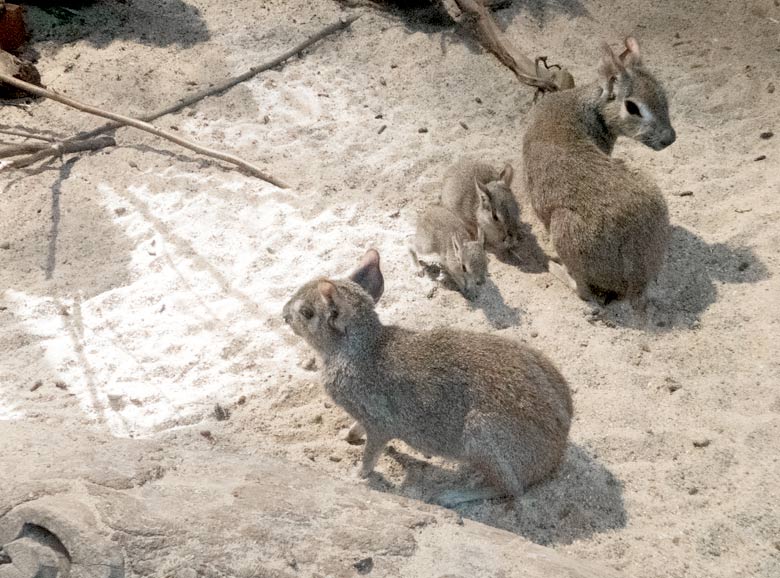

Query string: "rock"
[0, 242, 9, 250]
[213, 403, 230, 421]
[759, 131, 774, 139]
[692, 438, 711, 448]
[0, 422, 626, 578]
[0, 49, 41, 99]
[354, 556, 374, 574]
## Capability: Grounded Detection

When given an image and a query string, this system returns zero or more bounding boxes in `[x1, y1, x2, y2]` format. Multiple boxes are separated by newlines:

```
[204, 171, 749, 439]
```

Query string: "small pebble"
[530, 330, 539, 338]
[475, 97, 482, 104]
[738, 261, 750, 271]
[0, 242, 10, 250]
[692, 438, 711, 448]
[54, 380, 67, 390]
[128, 161, 138, 169]
[666, 378, 682, 393]
[375, 113, 383, 119]
[114, 207, 127, 216]
[388, 210, 400, 219]
[328, 455, 342, 462]
[675, 190, 694, 197]
[459, 121, 469, 130]
[418, 127, 428, 133]
[688, 487, 699, 495]
[754, 155, 767, 161]
[213, 403, 230, 421]
[768, 82, 776, 94]
[237, 395, 247, 405]
[760, 131, 774, 139]
[377, 124, 387, 135]
[200, 430, 213, 440]
[30, 380, 42, 392]
[300, 357, 317, 371]
[379, 76, 386, 86]
[354, 557, 373, 575]
[390, 63, 398, 68]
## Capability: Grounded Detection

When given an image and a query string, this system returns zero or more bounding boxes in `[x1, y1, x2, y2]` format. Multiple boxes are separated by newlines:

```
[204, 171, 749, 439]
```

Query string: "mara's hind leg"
[548, 261, 594, 301]
[435, 418, 524, 508]
[548, 209, 597, 302]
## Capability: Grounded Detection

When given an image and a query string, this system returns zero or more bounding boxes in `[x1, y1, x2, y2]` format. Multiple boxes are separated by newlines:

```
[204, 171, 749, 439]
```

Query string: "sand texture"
[1, 1, 779, 577]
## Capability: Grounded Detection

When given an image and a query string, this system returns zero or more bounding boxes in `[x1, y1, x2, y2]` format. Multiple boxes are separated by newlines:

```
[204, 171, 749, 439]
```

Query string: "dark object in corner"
[0, 2, 27, 53]
[0, 48, 42, 98]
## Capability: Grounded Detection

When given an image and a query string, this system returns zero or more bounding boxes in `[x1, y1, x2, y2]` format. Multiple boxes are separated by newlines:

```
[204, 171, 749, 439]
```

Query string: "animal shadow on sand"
[367, 443, 626, 546]
[420, 263, 523, 329]
[23, 0, 209, 48]
[594, 225, 769, 330]
[493, 221, 548, 274]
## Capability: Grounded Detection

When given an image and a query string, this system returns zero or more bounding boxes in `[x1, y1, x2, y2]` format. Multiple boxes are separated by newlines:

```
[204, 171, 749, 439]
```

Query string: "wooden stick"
[6, 136, 116, 169]
[71, 13, 361, 143]
[0, 128, 55, 142]
[441, 0, 574, 93]
[1, 14, 361, 184]
[0, 141, 48, 157]
[0, 73, 288, 187]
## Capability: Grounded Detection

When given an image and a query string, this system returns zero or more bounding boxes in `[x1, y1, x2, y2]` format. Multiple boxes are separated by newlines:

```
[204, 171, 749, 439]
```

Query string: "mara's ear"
[499, 163, 514, 187]
[475, 177, 492, 208]
[349, 248, 384, 303]
[318, 279, 351, 334]
[477, 227, 486, 248]
[598, 42, 624, 99]
[451, 234, 462, 256]
[318, 279, 339, 305]
[619, 36, 642, 68]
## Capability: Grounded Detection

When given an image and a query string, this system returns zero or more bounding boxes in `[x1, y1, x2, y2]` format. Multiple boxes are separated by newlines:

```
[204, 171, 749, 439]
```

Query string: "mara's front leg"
[359, 431, 390, 478]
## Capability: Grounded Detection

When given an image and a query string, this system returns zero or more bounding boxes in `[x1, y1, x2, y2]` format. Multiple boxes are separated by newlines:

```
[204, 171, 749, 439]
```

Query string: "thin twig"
[0, 128, 56, 142]
[7, 136, 116, 169]
[0, 73, 288, 187]
[1, 14, 362, 184]
[0, 141, 48, 157]
[72, 13, 362, 143]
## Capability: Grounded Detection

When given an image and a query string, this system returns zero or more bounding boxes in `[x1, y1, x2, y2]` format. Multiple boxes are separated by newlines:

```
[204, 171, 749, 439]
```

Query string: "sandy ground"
[1, 0, 779, 576]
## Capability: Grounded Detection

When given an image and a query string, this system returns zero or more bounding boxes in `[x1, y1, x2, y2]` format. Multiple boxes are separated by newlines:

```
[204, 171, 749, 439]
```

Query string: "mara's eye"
[462, 264, 467, 273]
[301, 307, 314, 320]
[625, 100, 642, 117]
[492, 212, 499, 222]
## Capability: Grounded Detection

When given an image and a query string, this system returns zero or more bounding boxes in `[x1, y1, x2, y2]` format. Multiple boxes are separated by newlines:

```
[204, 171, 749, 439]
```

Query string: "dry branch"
[0, 14, 362, 186]
[6, 136, 116, 169]
[0, 73, 288, 187]
[443, 0, 574, 92]
[73, 13, 362, 143]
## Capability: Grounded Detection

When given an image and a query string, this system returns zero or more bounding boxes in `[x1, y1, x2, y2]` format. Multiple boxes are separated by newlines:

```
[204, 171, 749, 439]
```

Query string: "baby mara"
[283, 249, 572, 505]
[409, 160, 521, 301]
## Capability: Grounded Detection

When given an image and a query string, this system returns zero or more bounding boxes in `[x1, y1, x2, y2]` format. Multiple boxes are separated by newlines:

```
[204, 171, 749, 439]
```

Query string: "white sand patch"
[1, 174, 415, 437]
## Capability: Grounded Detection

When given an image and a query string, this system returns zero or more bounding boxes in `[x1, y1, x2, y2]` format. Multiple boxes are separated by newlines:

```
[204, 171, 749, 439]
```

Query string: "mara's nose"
[660, 127, 676, 148]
